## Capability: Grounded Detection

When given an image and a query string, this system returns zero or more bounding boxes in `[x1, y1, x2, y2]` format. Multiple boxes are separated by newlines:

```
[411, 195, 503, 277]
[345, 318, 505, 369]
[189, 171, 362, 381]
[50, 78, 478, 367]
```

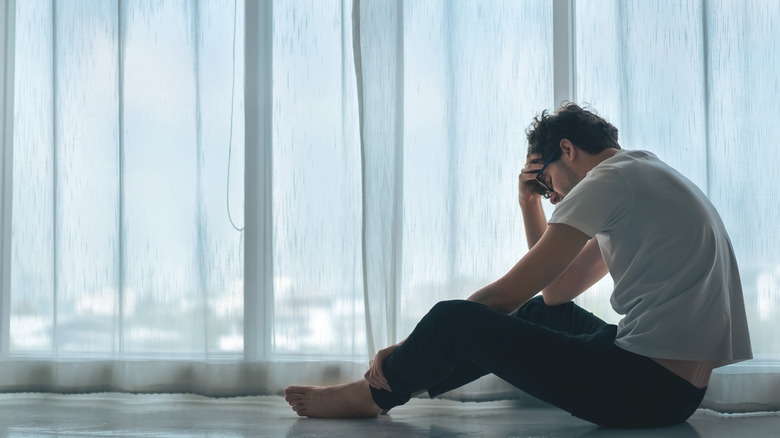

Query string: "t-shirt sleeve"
[548, 166, 632, 237]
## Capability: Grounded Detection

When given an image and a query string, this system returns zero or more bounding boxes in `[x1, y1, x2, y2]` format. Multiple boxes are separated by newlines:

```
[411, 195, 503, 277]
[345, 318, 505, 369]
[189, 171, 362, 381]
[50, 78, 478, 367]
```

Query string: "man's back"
[549, 149, 752, 366]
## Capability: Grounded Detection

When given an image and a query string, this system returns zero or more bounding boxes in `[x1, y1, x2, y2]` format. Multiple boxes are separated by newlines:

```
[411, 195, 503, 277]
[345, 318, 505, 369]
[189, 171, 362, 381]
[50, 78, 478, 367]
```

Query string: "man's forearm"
[520, 199, 547, 250]
[467, 285, 521, 314]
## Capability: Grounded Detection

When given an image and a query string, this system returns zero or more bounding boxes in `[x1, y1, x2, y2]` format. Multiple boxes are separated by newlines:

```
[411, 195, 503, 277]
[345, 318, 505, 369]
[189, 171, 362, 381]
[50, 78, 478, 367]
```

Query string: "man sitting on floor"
[285, 103, 752, 428]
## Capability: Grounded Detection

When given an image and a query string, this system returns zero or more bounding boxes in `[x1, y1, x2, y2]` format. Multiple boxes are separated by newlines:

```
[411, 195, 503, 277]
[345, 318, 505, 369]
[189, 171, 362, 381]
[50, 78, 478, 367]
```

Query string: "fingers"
[364, 364, 391, 392]
[369, 376, 391, 392]
[364, 344, 399, 392]
[522, 154, 545, 178]
[374, 371, 391, 391]
[521, 164, 543, 176]
[519, 169, 543, 202]
[520, 155, 543, 180]
[526, 153, 544, 164]
[366, 369, 391, 391]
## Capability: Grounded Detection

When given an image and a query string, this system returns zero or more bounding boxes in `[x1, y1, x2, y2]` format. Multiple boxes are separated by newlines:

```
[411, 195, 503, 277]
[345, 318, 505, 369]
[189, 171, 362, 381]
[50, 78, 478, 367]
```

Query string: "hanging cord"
[226, 0, 244, 232]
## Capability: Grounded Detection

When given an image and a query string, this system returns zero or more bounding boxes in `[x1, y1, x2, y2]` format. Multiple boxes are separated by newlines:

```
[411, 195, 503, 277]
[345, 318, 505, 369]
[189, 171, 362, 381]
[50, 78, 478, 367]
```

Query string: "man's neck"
[575, 148, 619, 178]
[592, 148, 619, 166]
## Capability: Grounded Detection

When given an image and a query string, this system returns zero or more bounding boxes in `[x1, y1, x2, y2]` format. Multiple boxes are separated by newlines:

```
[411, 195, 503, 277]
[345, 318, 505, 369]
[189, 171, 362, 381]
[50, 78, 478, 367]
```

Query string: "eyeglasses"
[535, 149, 560, 199]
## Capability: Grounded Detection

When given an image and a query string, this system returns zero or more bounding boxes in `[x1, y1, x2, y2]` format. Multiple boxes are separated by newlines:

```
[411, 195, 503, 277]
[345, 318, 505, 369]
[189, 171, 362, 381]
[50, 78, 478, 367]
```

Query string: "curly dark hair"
[526, 102, 620, 163]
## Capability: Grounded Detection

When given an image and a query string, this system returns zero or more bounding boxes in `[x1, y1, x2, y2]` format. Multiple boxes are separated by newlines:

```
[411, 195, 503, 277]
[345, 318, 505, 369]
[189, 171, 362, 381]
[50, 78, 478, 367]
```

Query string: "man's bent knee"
[428, 299, 485, 319]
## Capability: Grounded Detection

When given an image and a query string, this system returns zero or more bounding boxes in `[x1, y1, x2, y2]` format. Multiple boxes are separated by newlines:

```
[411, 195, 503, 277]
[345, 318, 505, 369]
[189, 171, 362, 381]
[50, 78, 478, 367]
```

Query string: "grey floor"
[1, 393, 779, 437]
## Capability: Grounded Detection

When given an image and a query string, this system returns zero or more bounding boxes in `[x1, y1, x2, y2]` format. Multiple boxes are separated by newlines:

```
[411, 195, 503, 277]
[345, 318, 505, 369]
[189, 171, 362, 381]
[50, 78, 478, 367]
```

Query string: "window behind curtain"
[11, 0, 778, 365]
[10, 0, 369, 360]
[398, 0, 552, 335]
[270, 0, 366, 358]
[11, 0, 245, 357]
[8, 0, 554, 361]
[268, 0, 553, 358]
[575, 0, 780, 359]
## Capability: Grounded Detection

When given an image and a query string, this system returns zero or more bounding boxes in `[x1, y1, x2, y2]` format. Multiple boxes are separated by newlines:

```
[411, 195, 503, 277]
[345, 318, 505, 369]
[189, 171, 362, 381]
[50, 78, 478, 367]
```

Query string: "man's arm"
[520, 197, 546, 250]
[516, 155, 608, 307]
[542, 237, 608, 306]
[467, 223, 591, 314]
[518, 155, 547, 249]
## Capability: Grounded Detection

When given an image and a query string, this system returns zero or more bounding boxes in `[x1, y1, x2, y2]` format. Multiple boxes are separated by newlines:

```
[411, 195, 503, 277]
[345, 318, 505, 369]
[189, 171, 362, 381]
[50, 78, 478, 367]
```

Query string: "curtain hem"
[0, 359, 778, 414]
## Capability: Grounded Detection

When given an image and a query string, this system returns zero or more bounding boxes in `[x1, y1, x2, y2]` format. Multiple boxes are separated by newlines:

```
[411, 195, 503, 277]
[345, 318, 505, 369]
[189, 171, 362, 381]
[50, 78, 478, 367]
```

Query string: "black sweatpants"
[369, 297, 706, 428]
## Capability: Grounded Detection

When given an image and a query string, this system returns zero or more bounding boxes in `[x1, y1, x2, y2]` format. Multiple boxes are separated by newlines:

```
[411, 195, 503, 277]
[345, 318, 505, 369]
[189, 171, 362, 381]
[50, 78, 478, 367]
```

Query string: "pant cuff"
[369, 385, 412, 411]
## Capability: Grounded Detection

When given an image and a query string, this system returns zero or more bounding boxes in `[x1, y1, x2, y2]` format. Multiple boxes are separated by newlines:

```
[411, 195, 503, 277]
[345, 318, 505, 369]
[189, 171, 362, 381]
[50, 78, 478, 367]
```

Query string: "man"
[285, 104, 752, 428]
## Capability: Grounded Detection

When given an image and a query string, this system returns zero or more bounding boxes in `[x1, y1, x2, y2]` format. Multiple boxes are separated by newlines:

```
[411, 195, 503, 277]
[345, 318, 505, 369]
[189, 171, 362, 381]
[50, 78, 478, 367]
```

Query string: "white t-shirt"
[549, 149, 752, 365]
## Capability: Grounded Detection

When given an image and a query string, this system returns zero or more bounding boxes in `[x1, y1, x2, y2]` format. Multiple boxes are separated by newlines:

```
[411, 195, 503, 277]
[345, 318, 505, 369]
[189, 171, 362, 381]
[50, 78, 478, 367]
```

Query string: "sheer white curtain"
[355, 0, 551, 401]
[1, 0, 252, 393]
[574, 0, 780, 412]
[0, 0, 778, 412]
[1, 0, 15, 356]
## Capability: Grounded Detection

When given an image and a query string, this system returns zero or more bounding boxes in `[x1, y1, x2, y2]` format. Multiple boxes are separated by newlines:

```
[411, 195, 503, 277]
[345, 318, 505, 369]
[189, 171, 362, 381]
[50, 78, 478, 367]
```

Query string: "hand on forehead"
[526, 153, 545, 165]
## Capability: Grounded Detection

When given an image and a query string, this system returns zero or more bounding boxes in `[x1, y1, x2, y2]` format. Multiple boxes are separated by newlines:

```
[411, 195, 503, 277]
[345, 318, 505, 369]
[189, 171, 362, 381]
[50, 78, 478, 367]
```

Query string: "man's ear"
[559, 138, 576, 162]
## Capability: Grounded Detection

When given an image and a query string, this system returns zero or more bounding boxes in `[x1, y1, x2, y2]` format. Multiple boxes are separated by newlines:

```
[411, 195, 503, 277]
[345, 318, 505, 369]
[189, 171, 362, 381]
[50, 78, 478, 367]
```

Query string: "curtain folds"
[574, 0, 780, 413]
[1, 0, 778, 415]
[0, 0, 15, 356]
[0, 359, 366, 397]
[353, 0, 405, 357]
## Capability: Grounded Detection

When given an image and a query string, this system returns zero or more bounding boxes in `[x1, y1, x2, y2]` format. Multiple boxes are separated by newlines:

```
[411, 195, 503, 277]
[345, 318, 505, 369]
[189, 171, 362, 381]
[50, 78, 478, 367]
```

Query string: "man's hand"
[364, 343, 400, 391]
[519, 154, 545, 206]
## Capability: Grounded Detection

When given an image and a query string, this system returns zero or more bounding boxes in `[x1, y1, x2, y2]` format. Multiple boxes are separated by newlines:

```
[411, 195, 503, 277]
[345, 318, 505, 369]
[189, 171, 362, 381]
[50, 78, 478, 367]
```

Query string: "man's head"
[526, 103, 621, 202]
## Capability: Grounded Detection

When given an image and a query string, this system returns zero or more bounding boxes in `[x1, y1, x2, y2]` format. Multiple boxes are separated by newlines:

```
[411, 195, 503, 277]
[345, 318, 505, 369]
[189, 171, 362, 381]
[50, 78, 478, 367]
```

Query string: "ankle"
[355, 380, 383, 415]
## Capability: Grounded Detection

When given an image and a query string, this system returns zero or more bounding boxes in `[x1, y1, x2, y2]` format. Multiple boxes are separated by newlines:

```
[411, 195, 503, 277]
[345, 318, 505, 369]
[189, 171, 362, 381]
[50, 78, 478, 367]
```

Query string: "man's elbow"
[468, 287, 520, 314]
[541, 289, 570, 307]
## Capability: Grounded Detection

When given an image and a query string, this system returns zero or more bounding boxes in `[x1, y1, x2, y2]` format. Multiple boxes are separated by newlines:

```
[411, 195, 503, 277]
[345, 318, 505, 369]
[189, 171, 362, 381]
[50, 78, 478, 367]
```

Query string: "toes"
[286, 395, 304, 404]
[288, 401, 306, 415]
[294, 406, 308, 417]
[285, 386, 309, 395]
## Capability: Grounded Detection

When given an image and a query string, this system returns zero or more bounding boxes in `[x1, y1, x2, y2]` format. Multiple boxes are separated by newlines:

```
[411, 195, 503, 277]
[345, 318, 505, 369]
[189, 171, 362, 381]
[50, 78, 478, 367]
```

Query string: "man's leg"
[286, 296, 605, 418]
[287, 298, 703, 427]
[371, 299, 705, 428]
[513, 295, 608, 335]
[370, 299, 619, 414]
[426, 296, 609, 397]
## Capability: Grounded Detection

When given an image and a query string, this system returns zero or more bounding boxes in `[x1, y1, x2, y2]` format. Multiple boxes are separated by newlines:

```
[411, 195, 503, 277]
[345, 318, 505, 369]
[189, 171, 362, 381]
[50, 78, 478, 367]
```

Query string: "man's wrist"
[519, 197, 541, 210]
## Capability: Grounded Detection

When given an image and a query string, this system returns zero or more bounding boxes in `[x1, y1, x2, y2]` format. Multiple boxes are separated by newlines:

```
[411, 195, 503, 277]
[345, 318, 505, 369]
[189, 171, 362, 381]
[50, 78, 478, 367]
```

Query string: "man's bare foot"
[285, 379, 384, 418]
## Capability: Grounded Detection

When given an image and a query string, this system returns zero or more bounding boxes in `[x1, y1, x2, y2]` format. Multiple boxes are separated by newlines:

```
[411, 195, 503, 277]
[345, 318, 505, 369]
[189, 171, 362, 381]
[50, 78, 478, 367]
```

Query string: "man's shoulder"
[589, 149, 668, 184]
[601, 149, 658, 166]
